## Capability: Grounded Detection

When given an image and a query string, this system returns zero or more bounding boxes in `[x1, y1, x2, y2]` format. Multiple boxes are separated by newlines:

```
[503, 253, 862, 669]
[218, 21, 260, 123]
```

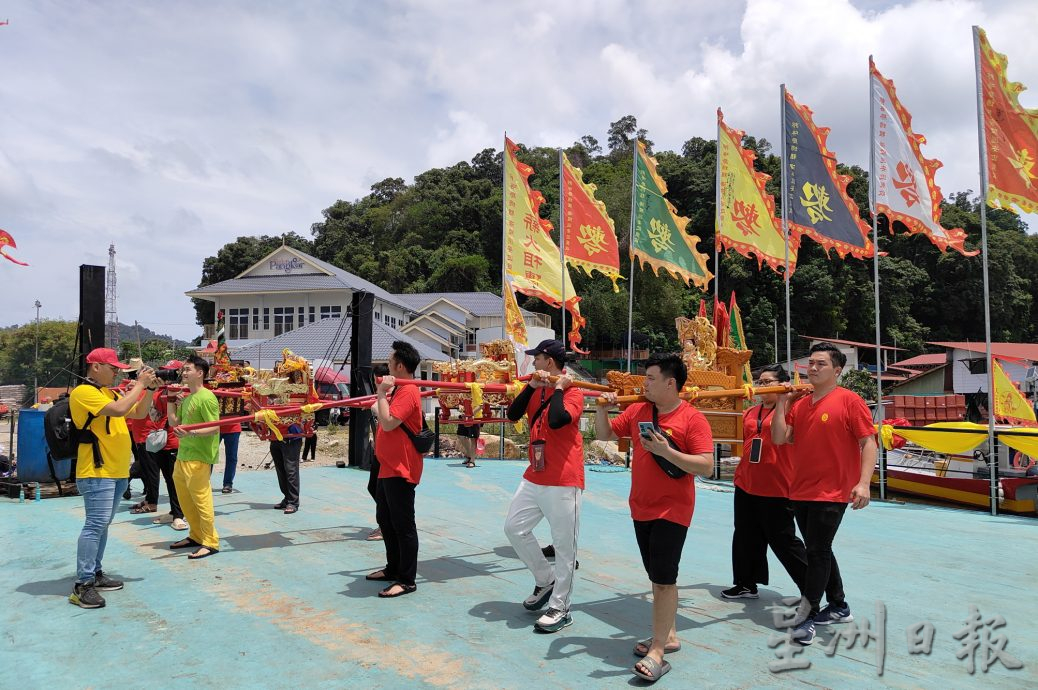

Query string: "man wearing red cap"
[69, 348, 157, 609]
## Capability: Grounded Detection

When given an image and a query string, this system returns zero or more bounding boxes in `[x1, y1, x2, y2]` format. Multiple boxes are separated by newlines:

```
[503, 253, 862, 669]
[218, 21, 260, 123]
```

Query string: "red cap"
[85, 348, 131, 369]
[160, 359, 185, 370]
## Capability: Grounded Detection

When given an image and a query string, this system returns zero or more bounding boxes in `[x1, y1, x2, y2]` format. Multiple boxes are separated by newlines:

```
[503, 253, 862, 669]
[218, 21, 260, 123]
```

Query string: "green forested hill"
[192, 117, 1035, 365]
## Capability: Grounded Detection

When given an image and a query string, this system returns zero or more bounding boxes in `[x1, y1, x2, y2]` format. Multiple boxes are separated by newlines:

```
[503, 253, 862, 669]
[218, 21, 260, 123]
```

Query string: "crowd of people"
[66, 339, 877, 684]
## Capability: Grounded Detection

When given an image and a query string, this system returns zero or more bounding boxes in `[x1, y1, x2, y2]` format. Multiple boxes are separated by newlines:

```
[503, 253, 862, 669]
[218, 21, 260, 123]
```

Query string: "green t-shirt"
[176, 388, 220, 464]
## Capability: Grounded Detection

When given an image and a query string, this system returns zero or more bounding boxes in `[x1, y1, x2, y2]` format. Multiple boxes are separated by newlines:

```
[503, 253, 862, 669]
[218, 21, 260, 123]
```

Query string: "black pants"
[793, 501, 847, 613]
[149, 448, 183, 519]
[367, 455, 380, 501]
[375, 476, 419, 587]
[133, 442, 161, 505]
[271, 439, 301, 507]
[303, 432, 316, 461]
[732, 487, 808, 591]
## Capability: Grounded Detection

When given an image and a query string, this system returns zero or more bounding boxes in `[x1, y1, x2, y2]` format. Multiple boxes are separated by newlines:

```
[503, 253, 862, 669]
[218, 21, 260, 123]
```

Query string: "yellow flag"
[717, 109, 796, 274]
[503, 279, 528, 346]
[992, 358, 1037, 425]
[503, 136, 585, 349]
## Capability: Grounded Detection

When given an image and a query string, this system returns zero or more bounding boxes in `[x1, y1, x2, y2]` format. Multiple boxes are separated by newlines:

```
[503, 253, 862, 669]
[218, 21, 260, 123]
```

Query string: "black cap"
[524, 339, 566, 363]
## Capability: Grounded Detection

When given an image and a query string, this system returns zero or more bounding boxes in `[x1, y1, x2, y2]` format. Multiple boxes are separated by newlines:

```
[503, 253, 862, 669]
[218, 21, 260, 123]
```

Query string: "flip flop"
[378, 583, 417, 598]
[365, 569, 395, 581]
[188, 547, 219, 560]
[632, 656, 671, 683]
[634, 638, 682, 657]
[365, 529, 383, 541]
[130, 504, 157, 514]
[221, 486, 233, 494]
[169, 538, 201, 550]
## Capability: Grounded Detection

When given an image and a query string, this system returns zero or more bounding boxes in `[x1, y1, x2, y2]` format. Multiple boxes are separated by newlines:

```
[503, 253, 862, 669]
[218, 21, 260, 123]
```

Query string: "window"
[319, 305, 342, 320]
[466, 330, 476, 345]
[964, 358, 988, 375]
[228, 308, 249, 340]
[309, 306, 315, 323]
[252, 308, 259, 331]
[345, 305, 352, 318]
[273, 307, 294, 336]
[390, 317, 397, 329]
[298, 307, 305, 328]
[263, 308, 270, 330]
[384, 315, 391, 325]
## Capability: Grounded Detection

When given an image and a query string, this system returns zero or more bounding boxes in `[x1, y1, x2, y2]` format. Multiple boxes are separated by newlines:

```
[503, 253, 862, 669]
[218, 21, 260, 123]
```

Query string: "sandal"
[463, 460, 476, 468]
[634, 638, 682, 657]
[378, 583, 417, 598]
[365, 528, 383, 541]
[169, 538, 201, 550]
[632, 656, 671, 683]
[221, 486, 233, 494]
[365, 569, 395, 581]
[188, 546, 219, 560]
[130, 503, 157, 514]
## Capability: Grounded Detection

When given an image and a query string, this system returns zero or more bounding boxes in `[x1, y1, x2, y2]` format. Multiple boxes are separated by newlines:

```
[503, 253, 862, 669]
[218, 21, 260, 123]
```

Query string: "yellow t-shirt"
[69, 384, 133, 479]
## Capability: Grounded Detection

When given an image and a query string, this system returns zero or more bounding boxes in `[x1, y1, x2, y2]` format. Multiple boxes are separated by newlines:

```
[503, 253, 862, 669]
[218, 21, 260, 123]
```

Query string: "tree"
[0, 320, 79, 395]
[840, 368, 878, 404]
[607, 115, 654, 156]
[118, 339, 196, 368]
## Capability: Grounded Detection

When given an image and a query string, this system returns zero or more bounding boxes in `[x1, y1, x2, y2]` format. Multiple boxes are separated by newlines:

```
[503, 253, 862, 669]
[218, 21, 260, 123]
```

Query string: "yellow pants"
[173, 460, 220, 549]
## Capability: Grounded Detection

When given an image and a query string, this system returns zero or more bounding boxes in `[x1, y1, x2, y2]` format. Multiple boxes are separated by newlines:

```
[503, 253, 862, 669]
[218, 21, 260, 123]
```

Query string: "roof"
[186, 246, 411, 311]
[892, 353, 946, 368]
[928, 342, 1038, 362]
[230, 317, 448, 364]
[394, 292, 538, 319]
[801, 336, 905, 351]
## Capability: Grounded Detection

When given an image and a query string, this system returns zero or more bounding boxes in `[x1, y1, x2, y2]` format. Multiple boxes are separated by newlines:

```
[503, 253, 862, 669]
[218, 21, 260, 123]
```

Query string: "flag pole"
[714, 113, 722, 306]
[502, 132, 509, 341]
[973, 27, 998, 517]
[779, 84, 793, 372]
[626, 136, 638, 373]
[868, 56, 887, 501]
[558, 148, 567, 347]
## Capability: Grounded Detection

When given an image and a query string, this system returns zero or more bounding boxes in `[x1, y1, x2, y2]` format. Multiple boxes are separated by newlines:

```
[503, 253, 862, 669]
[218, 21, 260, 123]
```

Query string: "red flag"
[0, 229, 28, 266]
[698, 300, 706, 318]
[976, 27, 1038, 214]
[713, 299, 731, 349]
[561, 153, 622, 291]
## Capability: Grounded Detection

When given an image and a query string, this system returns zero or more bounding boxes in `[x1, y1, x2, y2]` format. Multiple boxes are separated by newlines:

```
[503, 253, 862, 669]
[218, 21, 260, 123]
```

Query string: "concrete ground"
[2, 458, 1036, 689]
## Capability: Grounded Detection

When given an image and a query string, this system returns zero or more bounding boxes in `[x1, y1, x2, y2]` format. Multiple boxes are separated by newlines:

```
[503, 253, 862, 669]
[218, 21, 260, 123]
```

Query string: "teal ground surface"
[1, 458, 1036, 689]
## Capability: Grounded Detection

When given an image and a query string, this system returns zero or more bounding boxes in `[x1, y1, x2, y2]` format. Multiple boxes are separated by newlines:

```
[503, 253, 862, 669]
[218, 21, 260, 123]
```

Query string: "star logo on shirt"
[821, 412, 830, 422]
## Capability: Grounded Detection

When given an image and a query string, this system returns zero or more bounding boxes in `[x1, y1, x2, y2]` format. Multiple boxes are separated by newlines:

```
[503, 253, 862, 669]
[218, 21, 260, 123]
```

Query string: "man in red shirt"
[596, 354, 714, 683]
[367, 341, 424, 598]
[771, 342, 878, 646]
[504, 339, 584, 633]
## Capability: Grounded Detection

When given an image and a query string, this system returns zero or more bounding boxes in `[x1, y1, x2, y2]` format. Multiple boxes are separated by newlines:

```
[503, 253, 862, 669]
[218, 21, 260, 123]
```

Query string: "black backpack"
[44, 386, 117, 468]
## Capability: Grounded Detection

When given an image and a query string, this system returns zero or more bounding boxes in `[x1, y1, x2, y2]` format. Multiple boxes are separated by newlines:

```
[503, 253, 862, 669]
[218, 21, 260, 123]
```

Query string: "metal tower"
[105, 243, 119, 349]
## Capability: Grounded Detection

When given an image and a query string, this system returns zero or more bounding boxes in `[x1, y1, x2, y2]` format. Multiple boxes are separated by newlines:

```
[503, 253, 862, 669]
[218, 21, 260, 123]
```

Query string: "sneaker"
[534, 607, 572, 633]
[522, 581, 555, 611]
[92, 571, 124, 591]
[721, 585, 759, 600]
[171, 518, 189, 531]
[153, 513, 175, 525]
[791, 618, 815, 646]
[814, 603, 854, 626]
[69, 582, 106, 609]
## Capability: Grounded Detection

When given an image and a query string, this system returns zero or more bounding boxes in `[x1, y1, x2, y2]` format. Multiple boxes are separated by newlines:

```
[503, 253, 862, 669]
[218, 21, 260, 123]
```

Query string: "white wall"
[951, 348, 1028, 393]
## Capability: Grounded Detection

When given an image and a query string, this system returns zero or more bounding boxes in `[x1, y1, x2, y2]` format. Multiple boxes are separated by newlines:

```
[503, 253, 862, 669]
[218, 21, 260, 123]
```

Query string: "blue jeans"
[221, 432, 241, 487]
[76, 477, 128, 584]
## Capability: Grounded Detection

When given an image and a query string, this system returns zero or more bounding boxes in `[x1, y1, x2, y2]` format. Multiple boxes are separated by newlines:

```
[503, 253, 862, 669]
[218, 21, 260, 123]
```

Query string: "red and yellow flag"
[870, 59, 975, 256]
[561, 153, 622, 291]
[502, 279, 528, 347]
[0, 229, 29, 266]
[976, 27, 1038, 214]
[503, 137, 585, 349]
[717, 109, 796, 274]
[992, 357, 1037, 426]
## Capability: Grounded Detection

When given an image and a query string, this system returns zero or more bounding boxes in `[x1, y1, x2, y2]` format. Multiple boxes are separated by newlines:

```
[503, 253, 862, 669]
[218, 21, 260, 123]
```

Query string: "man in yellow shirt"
[69, 348, 157, 609]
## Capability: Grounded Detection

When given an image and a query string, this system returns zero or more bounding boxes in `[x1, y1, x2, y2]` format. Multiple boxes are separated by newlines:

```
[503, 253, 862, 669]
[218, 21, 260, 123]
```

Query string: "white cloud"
[0, 0, 1035, 339]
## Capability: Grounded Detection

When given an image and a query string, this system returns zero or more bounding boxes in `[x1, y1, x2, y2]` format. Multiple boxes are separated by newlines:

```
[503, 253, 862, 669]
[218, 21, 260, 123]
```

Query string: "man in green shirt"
[168, 356, 221, 560]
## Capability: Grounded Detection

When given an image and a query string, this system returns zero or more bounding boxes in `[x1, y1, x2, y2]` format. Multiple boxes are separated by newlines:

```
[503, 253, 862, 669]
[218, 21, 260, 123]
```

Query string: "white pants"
[504, 479, 582, 612]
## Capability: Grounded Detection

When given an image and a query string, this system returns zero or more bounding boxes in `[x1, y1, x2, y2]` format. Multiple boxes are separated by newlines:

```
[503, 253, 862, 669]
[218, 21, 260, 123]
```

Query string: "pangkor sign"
[269, 257, 307, 274]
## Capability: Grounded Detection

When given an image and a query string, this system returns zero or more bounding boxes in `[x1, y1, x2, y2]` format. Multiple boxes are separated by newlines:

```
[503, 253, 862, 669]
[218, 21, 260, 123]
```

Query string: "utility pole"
[34, 300, 41, 404]
[105, 243, 119, 349]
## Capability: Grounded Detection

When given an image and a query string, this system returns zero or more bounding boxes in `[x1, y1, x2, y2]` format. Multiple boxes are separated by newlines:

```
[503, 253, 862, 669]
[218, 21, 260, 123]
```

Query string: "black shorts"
[456, 423, 482, 439]
[633, 518, 688, 585]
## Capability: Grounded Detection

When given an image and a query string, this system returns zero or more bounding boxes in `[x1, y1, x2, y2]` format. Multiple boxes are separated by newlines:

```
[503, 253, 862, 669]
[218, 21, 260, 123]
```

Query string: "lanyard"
[756, 405, 775, 435]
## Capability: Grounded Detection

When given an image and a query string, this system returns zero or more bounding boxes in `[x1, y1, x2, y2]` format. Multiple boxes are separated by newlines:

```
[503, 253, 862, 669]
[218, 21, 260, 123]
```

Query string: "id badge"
[531, 440, 546, 472]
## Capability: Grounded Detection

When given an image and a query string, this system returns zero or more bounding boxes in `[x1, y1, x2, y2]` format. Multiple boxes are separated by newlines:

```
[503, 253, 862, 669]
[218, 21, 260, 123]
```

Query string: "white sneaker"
[171, 518, 189, 531]
[534, 607, 573, 633]
[153, 513, 174, 525]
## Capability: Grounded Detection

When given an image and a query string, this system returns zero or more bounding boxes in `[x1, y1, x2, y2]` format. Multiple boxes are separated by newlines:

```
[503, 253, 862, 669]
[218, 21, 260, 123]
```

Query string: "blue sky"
[1, 0, 1036, 341]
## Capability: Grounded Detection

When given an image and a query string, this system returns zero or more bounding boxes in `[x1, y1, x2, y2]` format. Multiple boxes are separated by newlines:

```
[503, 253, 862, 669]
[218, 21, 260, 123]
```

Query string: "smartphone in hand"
[638, 421, 656, 440]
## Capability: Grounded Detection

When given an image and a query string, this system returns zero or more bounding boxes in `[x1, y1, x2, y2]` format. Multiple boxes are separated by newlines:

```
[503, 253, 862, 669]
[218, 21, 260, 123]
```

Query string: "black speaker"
[348, 291, 375, 468]
[79, 265, 106, 377]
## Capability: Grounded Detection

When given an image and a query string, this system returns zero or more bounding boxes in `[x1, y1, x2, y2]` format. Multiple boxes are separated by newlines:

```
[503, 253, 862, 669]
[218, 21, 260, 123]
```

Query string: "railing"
[584, 348, 649, 361]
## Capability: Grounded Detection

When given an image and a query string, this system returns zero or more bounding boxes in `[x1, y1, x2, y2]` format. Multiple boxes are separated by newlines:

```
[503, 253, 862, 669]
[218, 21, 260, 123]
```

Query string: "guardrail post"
[713, 443, 721, 480]
[433, 407, 440, 458]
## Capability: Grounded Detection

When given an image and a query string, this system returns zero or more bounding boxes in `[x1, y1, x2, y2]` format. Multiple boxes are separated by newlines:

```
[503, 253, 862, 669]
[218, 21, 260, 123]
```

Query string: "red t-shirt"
[522, 386, 585, 489]
[786, 387, 875, 503]
[127, 416, 150, 445]
[148, 390, 180, 451]
[220, 422, 242, 434]
[734, 404, 794, 498]
[376, 385, 424, 484]
[610, 401, 714, 527]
